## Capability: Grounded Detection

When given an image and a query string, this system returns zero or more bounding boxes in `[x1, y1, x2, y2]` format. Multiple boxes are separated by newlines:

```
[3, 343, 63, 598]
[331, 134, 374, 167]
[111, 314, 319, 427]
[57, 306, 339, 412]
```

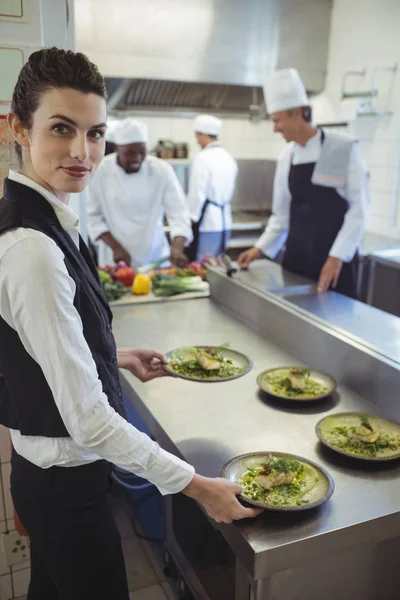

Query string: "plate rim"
[257, 366, 337, 402]
[163, 345, 253, 383]
[221, 450, 335, 511]
[315, 411, 400, 461]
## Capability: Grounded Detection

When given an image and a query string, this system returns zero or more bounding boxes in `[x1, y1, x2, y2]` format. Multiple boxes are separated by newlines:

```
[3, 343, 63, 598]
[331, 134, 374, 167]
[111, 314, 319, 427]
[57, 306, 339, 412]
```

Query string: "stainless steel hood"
[75, 0, 332, 116]
[105, 78, 265, 117]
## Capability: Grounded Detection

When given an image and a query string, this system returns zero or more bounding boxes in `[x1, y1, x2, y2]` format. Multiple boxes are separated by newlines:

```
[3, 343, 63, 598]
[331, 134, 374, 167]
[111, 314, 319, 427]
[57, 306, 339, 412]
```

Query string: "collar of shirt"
[204, 141, 221, 151]
[8, 170, 80, 234]
[294, 128, 321, 151]
[291, 129, 322, 164]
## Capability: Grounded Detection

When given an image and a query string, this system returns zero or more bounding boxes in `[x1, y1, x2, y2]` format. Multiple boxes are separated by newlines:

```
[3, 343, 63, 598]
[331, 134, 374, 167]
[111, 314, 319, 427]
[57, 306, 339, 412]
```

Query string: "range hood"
[75, 0, 332, 116]
[105, 78, 265, 117]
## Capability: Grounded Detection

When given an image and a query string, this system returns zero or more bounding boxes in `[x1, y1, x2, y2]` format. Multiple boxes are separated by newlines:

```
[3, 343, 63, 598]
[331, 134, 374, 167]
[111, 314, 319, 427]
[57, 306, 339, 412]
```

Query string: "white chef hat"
[263, 68, 309, 114]
[194, 114, 222, 136]
[105, 119, 118, 143]
[109, 118, 148, 145]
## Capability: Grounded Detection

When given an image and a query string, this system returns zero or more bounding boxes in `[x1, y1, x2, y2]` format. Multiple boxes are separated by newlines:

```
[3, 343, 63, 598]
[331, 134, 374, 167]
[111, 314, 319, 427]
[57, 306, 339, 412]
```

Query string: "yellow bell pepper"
[132, 274, 151, 295]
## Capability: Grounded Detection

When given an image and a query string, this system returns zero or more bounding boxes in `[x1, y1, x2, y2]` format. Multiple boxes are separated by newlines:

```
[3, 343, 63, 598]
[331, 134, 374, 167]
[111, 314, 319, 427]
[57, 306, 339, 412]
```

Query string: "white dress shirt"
[87, 154, 193, 269]
[188, 142, 238, 232]
[0, 170, 194, 495]
[255, 130, 370, 262]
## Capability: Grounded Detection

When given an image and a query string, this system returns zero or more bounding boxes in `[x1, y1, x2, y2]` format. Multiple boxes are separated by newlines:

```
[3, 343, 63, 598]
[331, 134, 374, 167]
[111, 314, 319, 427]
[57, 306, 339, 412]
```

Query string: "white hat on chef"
[194, 114, 222, 136]
[109, 118, 148, 145]
[105, 119, 118, 143]
[264, 68, 309, 115]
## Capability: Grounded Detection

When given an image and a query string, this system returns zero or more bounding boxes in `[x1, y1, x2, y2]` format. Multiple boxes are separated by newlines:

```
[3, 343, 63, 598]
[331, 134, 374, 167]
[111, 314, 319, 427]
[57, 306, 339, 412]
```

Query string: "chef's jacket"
[187, 142, 238, 232]
[87, 154, 192, 269]
[255, 130, 370, 262]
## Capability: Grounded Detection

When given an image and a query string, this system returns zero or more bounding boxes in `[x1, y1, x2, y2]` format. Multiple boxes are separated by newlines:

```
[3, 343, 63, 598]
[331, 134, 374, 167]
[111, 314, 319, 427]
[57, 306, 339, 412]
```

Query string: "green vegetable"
[266, 372, 328, 398]
[169, 346, 244, 379]
[152, 275, 208, 297]
[98, 270, 112, 283]
[325, 424, 400, 457]
[101, 280, 127, 302]
[239, 456, 319, 507]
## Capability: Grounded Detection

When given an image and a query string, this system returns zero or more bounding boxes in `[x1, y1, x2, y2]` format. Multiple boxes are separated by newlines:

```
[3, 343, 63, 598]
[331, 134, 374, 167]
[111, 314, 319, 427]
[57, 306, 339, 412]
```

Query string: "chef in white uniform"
[87, 118, 192, 269]
[238, 69, 369, 298]
[187, 114, 238, 261]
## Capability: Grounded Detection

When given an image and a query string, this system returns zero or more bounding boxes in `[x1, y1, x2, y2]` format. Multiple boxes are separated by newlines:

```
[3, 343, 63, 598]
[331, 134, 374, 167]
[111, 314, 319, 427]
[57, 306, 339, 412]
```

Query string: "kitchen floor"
[15, 485, 175, 600]
[110, 485, 175, 600]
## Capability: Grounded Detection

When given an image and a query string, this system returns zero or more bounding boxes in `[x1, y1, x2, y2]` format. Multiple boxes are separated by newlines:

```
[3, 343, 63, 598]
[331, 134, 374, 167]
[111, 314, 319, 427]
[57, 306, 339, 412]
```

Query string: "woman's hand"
[317, 257, 343, 293]
[183, 474, 263, 523]
[117, 348, 169, 382]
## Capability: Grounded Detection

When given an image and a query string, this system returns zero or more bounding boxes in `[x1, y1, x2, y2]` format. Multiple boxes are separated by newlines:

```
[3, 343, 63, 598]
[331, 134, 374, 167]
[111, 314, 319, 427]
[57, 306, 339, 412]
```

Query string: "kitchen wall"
[0, 2, 76, 596]
[312, 0, 400, 239]
[134, 0, 400, 239]
[0, 424, 30, 600]
[133, 114, 286, 162]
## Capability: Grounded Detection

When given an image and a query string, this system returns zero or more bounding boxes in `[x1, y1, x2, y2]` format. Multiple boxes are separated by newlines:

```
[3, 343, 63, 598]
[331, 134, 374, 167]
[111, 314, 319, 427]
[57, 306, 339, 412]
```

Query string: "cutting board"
[110, 288, 210, 307]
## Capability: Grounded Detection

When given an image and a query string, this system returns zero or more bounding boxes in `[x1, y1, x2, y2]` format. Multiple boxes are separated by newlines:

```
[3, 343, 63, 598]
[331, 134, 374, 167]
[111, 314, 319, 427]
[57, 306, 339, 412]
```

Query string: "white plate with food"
[164, 345, 252, 382]
[257, 366, 336, 401]
[316, 412, 400, 461]
[222, 451, 334, 511]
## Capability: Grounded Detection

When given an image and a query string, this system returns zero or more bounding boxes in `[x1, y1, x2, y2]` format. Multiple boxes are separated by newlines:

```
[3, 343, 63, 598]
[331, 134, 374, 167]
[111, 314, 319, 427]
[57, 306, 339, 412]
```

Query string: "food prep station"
[111, 261, 400, 600]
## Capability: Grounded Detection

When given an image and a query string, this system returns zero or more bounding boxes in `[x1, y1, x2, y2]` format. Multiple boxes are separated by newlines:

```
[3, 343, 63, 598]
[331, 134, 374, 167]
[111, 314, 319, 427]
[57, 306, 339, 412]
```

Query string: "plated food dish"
[164, 346, 252, 382]
[316, 412, 400, 461]
[257, 367, 336, 401]
[222, 451, 334, 511]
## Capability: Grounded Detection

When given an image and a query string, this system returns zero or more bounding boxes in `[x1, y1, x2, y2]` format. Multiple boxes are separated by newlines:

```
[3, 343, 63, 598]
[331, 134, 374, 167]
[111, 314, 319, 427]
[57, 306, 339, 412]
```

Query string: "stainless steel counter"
[112, 273, 400, 599]
[359, 232, 400, 256]
[232, 259, 400, 365]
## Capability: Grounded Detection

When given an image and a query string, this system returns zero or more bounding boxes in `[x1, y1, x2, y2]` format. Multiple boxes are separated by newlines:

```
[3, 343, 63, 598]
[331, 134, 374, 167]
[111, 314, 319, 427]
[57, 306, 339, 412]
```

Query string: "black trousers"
[10, 451, 130, 600]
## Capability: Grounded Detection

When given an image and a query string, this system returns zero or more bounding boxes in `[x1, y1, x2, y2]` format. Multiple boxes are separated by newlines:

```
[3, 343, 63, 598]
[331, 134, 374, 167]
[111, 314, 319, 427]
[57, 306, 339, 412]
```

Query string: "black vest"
[0, 178, 125, 437]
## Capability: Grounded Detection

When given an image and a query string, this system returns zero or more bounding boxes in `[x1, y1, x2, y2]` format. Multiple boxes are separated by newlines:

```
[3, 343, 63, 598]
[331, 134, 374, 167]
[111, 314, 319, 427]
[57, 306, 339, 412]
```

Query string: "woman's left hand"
[117, 348, 169, 382]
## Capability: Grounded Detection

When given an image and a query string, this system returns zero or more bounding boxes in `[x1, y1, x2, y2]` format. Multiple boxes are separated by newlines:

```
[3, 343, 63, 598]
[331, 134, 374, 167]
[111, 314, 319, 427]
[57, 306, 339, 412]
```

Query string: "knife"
[220, 253, 237, 278]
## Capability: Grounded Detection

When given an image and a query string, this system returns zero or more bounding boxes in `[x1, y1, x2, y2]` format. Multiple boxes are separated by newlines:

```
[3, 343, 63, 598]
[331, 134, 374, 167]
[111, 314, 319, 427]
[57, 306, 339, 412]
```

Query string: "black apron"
[282, 132, 359, 298]
[186, 199, 227, 262]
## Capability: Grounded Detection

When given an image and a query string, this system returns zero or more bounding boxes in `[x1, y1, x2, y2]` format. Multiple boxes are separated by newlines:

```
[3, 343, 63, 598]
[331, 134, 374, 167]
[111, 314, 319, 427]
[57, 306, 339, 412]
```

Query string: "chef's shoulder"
[323, 130, 357, 145]
[92, 152, 118, 179]
[146, 154, 177, 180]
[276, 143, 294, 166]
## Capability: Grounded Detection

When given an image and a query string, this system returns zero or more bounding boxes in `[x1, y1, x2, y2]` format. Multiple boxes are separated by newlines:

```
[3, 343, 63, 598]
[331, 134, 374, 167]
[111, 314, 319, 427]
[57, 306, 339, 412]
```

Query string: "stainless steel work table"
[112, 270, 400, 600]
[234, 259, 400, 363]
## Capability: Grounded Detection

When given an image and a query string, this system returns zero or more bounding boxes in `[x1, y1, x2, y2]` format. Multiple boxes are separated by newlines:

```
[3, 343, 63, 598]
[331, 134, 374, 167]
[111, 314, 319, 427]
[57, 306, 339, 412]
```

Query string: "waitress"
[238, 68, 370, 298]
[0, 48, 261, 600]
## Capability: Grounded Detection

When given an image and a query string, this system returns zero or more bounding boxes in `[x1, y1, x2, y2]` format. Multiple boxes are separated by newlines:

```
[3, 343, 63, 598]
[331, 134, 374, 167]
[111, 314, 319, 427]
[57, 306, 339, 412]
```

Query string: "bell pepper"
[132, 274, 151, 295]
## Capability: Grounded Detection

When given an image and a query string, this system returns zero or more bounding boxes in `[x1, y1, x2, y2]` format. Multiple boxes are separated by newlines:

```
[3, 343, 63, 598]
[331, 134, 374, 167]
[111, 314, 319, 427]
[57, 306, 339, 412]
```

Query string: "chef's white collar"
[298, 128, 321, 150]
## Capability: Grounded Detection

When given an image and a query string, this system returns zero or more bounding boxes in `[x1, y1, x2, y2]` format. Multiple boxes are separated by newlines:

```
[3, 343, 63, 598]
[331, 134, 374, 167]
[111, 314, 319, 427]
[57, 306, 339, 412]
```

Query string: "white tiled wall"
[314, 0, 400, 239]
[131, 115, 285, 162]
[0, 426, 30, 599]
[0, 120, 30, 598]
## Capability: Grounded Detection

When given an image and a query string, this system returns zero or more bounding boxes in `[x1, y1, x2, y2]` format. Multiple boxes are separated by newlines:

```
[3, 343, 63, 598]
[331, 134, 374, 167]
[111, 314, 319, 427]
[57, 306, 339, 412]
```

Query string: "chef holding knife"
[87, 117, 192, 269]
[187, 114, 238, 261]
[238, 69, 370, 298]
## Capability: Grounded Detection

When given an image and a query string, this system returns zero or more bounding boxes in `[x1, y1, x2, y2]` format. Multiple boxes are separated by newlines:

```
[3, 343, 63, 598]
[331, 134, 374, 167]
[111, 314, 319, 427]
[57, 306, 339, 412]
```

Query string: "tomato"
[186, 262, 202, 276]
[115, 267, 135, 287]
